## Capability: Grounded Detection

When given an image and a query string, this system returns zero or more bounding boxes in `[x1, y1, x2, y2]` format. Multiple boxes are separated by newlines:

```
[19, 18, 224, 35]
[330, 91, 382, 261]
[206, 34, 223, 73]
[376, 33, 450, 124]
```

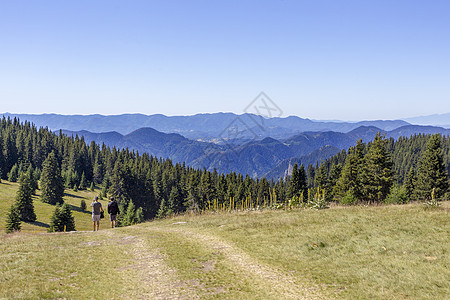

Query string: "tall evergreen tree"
[125, 200, 138, 225]
[334, 140, 365, 201]
[26, 165, 38, 195]
[5, 204, 21, 233]
[7, 163, 18, 182]
[414, 134, 449, 200]
[79, 171, 87, 190]
[404, 167, 416, 200]
[15, 173, 36, 222]
[60, 203, 76, 231]
[360, 133, 394, 202]
[40, 151, 65, 205]
[287, 163, 307, 199]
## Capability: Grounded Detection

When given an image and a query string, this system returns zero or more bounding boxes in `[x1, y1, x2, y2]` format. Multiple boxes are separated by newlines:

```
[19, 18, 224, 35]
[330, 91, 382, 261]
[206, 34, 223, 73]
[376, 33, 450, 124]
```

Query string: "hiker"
[108, 196, 120, 228]
[91, 196, 104, 231]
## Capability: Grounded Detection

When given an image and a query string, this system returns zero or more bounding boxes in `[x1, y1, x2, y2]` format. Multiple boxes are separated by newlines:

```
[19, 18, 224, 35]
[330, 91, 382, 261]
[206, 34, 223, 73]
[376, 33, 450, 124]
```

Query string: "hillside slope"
[1, 186, 449, 299]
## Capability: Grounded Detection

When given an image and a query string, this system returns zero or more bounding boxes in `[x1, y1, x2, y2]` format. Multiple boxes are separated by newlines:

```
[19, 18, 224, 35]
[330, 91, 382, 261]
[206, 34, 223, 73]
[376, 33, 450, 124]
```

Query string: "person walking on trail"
[108, 196, 120, 228]
[91, 196, 103, 231]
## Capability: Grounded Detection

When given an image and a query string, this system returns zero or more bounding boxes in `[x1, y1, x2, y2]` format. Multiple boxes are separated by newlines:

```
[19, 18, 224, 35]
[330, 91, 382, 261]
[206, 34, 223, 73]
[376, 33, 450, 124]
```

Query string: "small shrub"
[385, 186, 409, 204]
[80, 199, 87, 211]
[339, 190, 357, 205]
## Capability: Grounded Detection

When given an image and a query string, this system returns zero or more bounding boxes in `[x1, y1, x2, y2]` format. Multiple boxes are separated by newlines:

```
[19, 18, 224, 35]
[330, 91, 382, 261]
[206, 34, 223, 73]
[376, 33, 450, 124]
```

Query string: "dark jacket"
[108, 201, 120, 215]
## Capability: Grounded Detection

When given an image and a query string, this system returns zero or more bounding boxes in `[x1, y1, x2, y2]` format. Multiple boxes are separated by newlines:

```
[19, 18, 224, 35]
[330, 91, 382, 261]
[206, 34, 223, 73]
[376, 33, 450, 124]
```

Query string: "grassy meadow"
[0, 180, 108, 232]
[0, 180, 449, 299]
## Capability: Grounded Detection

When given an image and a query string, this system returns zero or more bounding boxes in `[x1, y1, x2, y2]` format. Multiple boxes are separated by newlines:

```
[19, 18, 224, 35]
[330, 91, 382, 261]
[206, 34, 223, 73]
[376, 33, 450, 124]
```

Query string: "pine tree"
[287, 163, 299, 199]
[5, 204, 21, 233]
[334, 140, 365, 202]
[40, 151, 65, 205]
[15, 173, 36, 222]
[26, 165, 38, 195]
[414, 134, 449, 200]
[60, 203, 76, 231]
[157, 198, 169, 218]
[49, 203, 75, 232]
[360, 133, 394, 202]
[298, 164, 308, 200]
[287, 163, 307, 200]
[404, 167, 416, 200]
[125, 200, 137, 225]
[79, 172, 87, 190]
[168, 186, 181, 213]
[7, 163, 19, 182]
[49, 204, 62, 232]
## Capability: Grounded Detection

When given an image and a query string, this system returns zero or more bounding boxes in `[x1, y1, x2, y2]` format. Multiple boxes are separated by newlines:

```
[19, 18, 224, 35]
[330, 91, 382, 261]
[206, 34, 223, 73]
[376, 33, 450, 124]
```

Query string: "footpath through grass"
[1, 180, 449, 299]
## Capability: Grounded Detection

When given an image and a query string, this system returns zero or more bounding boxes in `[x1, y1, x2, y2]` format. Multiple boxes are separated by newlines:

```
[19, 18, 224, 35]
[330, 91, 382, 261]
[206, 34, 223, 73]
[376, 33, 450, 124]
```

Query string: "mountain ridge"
[2, 112, 410, 140]
[62, 124, 450, 179]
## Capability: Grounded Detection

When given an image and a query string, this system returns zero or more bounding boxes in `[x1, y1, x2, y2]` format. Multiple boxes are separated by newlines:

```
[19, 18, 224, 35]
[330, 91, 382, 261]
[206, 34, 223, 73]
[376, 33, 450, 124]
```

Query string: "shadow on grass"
[26, 221, 50, 228]
[64, 192, 85, 199]
[68, 203, 91, 214]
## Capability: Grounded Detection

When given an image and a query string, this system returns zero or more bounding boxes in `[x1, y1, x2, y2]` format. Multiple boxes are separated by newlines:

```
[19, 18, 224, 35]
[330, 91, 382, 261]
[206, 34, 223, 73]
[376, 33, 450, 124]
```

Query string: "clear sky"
[1, 0, 449, 121]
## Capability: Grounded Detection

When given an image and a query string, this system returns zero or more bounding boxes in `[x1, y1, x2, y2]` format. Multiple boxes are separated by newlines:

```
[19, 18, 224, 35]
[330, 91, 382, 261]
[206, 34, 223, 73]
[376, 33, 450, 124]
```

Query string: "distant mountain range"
[403, 113, 450, 128]
[63, 125, 450, 179]
[2, 112, 410, 141]
[3, 112, 450, 179]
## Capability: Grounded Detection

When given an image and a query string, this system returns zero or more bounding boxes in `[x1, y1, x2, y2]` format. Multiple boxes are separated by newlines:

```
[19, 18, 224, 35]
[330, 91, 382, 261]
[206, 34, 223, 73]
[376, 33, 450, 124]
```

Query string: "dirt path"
[145, 226, 325, 300]
[106, 230, 201, 300]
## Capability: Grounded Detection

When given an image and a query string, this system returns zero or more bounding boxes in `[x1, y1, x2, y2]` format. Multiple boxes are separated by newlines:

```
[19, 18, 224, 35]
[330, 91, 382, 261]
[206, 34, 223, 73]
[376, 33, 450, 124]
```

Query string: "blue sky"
[1, 0, 449, 120]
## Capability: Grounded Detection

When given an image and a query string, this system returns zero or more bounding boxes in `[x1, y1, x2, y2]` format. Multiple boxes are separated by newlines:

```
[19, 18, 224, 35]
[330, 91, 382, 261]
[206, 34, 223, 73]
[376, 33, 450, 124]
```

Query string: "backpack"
[109, 201, 119, 215]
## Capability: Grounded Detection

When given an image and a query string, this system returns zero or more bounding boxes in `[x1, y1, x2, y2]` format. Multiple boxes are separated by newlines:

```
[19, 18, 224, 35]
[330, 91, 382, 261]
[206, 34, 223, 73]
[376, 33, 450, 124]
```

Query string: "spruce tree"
[15, 173, 37, 222]
[414, 134, 449, 200]
[49, 203, 75, 232]
[5, 204, 21, 233]
[334, 140, 365, 201]
[49, 204, 62, 232]
[360, 133, 394, 202]
[7, 163, 18, 182]
[60, 203, 76, 231]
[157, 198, 169, 219]
[40, 151, 65, 205]
[298, 164, 308, 199]
[168, 186, 181, 213]
[125, 200, 137, 225]
[287, 163, 307, 200]
[26, 165, 38, 195]
[404, 167, 416, 200]
[79, 172, 87, 190]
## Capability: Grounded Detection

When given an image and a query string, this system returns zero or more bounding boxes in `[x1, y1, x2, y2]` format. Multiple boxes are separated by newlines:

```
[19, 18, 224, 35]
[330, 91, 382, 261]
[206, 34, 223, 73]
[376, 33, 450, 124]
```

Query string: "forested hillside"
[1, 117, 449, 228]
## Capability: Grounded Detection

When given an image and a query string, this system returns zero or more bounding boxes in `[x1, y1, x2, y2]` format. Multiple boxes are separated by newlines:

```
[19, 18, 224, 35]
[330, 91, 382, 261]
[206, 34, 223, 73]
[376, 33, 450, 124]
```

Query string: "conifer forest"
[1, 117, 449, 227]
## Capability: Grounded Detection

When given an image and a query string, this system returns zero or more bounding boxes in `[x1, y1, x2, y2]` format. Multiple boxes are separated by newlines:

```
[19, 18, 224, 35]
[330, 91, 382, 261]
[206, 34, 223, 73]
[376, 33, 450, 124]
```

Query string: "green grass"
[0, 180, 109, 232]
[1, 180, 449, 299]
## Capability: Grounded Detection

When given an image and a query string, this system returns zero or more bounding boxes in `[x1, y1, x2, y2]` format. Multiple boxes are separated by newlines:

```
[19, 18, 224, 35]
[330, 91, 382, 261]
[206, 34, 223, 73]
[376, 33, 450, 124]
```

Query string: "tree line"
[2, 117, 449, 233]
